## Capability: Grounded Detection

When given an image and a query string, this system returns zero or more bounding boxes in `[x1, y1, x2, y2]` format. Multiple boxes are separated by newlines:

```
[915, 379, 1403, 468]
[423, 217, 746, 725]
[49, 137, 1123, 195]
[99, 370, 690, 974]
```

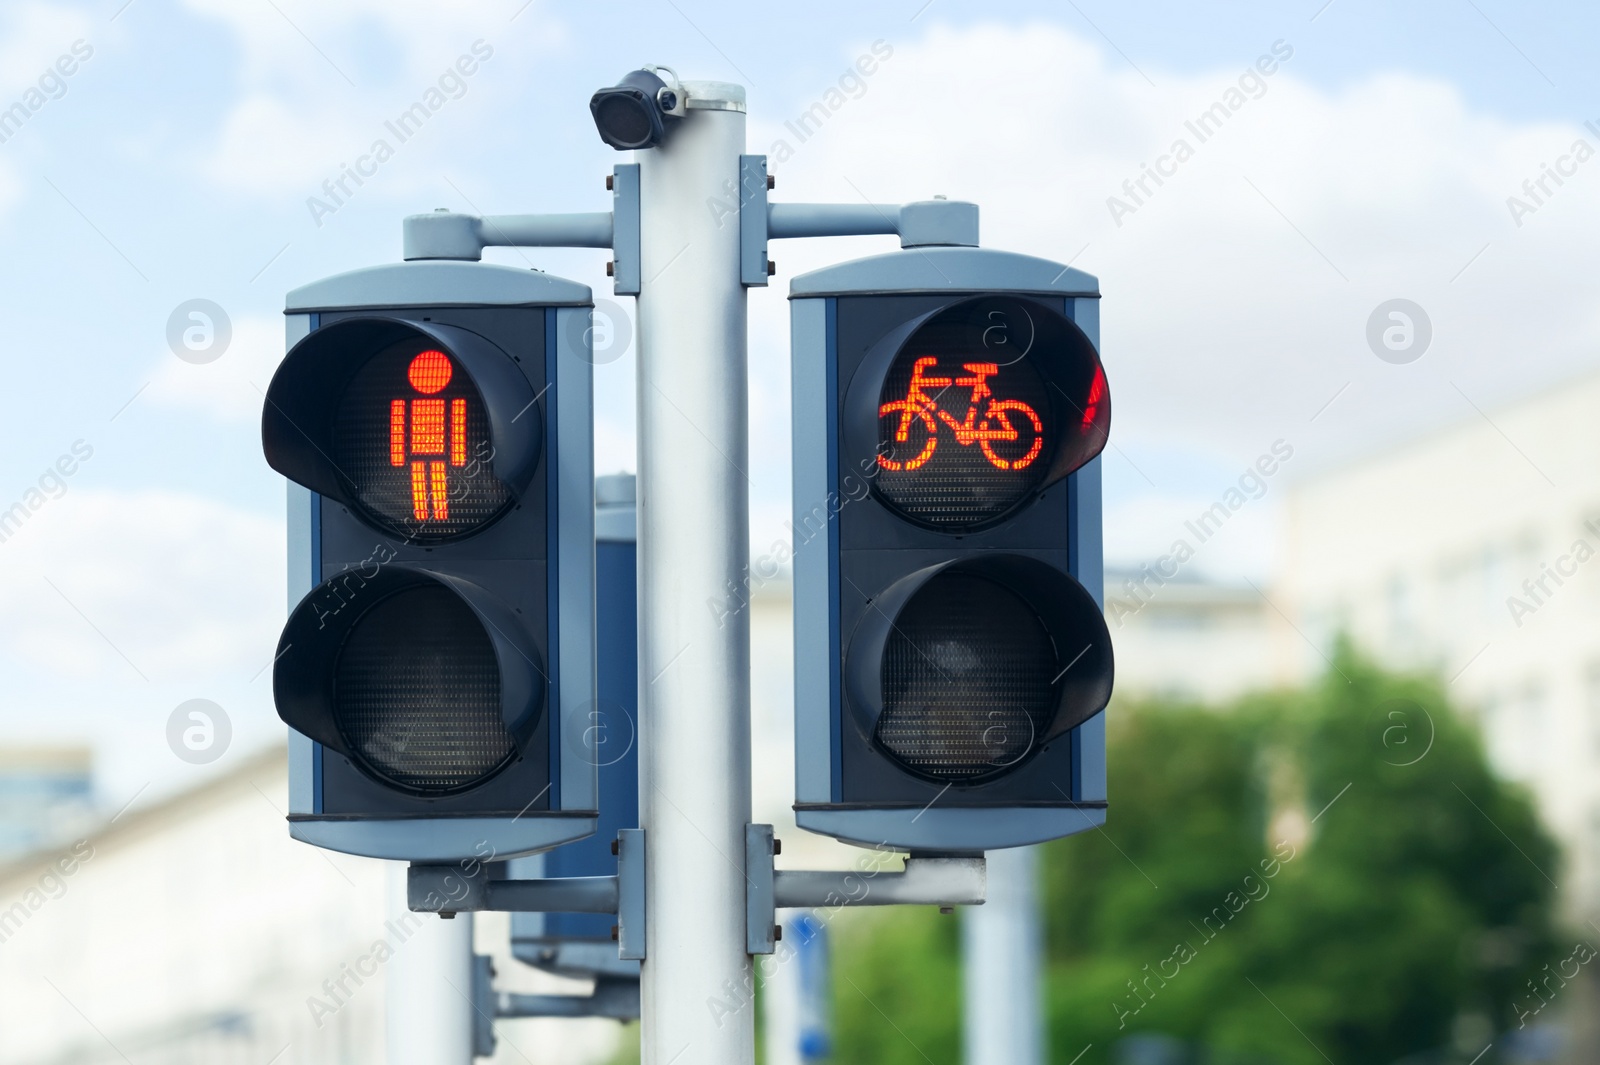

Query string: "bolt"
[772, 838, 782, 856]
[606, 261, 615, 277]
[767, 260, 776, 276]
[611, 838, 620, 855]
[610, 925, 620, 941]
[939, 906, 954, 915]
[766, 174, 775, 190]
[773, 925, 783, 941]
[440, 911, 457, 920]
[606, 174, 615, 191]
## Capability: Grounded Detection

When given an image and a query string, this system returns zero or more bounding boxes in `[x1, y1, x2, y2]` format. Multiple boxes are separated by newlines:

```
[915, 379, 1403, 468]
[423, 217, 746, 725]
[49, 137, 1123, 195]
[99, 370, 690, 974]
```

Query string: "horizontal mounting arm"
[773, 858, 987, 908]
[765, 200, 978, 247]
[409, 864, 617, 912]
[737, 154, 979, 286]
[401, 164, 642, 294]
[744, 823, 986, 953]
[408, 829, 646, 959]
[497, 977, 640, 1020]
[404, 211, 613, 259]
[766, 203, 899, 239]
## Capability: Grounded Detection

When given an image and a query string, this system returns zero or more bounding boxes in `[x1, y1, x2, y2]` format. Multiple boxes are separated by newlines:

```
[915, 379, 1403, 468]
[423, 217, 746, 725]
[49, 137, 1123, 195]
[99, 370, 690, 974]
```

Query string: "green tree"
[830, 646, 1561, 1065]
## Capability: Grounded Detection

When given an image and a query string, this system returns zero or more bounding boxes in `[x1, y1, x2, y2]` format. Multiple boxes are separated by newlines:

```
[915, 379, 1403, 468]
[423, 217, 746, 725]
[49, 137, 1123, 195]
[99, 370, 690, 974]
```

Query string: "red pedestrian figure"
[390, 349, 467, 522]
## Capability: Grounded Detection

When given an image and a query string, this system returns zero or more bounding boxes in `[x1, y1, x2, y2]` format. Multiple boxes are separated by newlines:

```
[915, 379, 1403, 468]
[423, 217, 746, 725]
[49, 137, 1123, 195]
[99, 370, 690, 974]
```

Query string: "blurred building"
[0, 746, 95, 861]
[1103, 566, 1279, 704]
[0, 745, 623, 1065]
[1278, 371, 1600, 921]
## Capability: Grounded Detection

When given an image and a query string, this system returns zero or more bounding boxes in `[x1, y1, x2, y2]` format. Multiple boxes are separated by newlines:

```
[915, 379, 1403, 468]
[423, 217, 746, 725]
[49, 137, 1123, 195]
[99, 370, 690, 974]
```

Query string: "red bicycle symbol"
[878, 357, 1045, 472]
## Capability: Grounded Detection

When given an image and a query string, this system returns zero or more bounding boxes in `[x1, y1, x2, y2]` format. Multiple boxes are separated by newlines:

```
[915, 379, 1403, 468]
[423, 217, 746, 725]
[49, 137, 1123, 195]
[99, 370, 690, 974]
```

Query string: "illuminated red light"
[410, 462, 429, 520]
[1081, 365, 1105, 431]
[877, 356, 1046, 473]
[411, 399, 447, 455]
[408, 350, 453, 394]
[430, 462, 449, 520]
[450, 398, 467, 466]
[389, 401, 406, 467]
[390, 351, 467, 522]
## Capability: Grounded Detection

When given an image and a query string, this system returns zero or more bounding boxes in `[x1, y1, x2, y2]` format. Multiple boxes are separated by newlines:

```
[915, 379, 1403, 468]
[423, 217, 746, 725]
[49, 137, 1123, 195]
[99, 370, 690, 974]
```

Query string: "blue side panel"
[1065, 294, 1106, 806]
[544, 538, 639, 939]
[546, 310, 561, 805]
[825, 298, 842, 804]
[308, 312, 325, 816]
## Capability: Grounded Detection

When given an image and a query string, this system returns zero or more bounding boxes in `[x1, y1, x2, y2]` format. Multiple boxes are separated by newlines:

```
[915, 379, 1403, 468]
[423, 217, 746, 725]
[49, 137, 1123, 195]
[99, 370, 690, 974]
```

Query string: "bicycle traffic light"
[264, 260, 597, 861]
[787, 247, 1114, 852]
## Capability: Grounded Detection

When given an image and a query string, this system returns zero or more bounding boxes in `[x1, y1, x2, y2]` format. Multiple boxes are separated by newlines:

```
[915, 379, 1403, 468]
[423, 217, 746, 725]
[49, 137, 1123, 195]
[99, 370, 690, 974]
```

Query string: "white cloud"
[186, 0, 561, 199]
[0, 3, 94, 101]
[0, 160, 19, 216]
[0, 3, 99, 220]
[146, 313, 286, 422]
[0, 488, 282, 684]
[199, 95, 372, 198]
[180, 0, 504, 88]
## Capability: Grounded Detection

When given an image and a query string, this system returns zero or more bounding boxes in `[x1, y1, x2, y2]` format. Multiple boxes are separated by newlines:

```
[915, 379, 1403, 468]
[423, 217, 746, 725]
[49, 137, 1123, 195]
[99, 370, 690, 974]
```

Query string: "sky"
[0, 0, 1596, 809]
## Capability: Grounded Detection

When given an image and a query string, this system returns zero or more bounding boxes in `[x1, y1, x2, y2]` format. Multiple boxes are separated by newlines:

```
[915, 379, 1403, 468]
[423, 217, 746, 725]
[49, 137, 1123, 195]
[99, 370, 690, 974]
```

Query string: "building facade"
[1278, 371, 1600, 919]
[0, 747, 623, 1065]
[1102, 566, 1279, 705]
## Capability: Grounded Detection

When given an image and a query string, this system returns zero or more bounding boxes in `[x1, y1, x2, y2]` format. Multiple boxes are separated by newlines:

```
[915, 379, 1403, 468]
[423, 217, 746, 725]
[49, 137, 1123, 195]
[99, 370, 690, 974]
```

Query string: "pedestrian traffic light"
[264, 260, 597, 861]
[787, 247, 1114, 852]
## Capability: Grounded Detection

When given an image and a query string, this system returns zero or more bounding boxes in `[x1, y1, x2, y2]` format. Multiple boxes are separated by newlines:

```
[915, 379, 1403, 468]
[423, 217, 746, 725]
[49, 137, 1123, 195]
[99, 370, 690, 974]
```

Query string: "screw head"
[606, 261, 615, 277]
[939, 906, 955, 915]
[606, 174, 615, 191]
[611, 838, 620, 855]
[772, 838, 782, 855]
[766, 259, 777, 276]
[610, 925, 620, 941]
[773, 925, 783, 941]
[440, 912, 458, 920]
[766, 174, 775, 190]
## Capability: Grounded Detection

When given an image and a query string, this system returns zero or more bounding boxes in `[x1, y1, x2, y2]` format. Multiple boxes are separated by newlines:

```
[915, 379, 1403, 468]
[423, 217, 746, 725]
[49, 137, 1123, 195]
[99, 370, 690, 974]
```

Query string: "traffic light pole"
[962, 846, 1045, 1065]
[385, 867, 474, 1065]
[633, 80, 754, 1065]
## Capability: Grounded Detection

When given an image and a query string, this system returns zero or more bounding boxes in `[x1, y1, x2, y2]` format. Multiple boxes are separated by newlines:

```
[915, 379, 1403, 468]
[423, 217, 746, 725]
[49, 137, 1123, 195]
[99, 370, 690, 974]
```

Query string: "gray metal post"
[386, 863, 474, 1065]
[635, 81, 754, 1065]
[962, 846, 1044, 1065]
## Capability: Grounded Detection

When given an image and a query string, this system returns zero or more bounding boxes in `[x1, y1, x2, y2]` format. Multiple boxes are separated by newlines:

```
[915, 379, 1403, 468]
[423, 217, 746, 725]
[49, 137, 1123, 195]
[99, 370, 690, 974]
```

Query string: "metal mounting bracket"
[407, 829, 646, 957]
[610, 163, 642, 295]
[744, 822, 987, 954]
[738, 154, 770, 287]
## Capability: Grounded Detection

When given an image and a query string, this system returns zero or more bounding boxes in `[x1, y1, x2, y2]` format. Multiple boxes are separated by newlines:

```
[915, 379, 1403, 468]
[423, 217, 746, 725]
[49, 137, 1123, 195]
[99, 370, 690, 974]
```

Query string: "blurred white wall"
[1279, 369, 1600, 920]
[1103, 567, 1283, 704]
[0, 747, 625, 1065]
[0, 746, 388, 1065]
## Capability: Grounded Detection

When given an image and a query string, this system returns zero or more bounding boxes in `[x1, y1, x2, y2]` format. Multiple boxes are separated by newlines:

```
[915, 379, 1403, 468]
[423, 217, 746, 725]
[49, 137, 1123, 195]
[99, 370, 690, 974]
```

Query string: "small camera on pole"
[589, 66, 685, 151]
